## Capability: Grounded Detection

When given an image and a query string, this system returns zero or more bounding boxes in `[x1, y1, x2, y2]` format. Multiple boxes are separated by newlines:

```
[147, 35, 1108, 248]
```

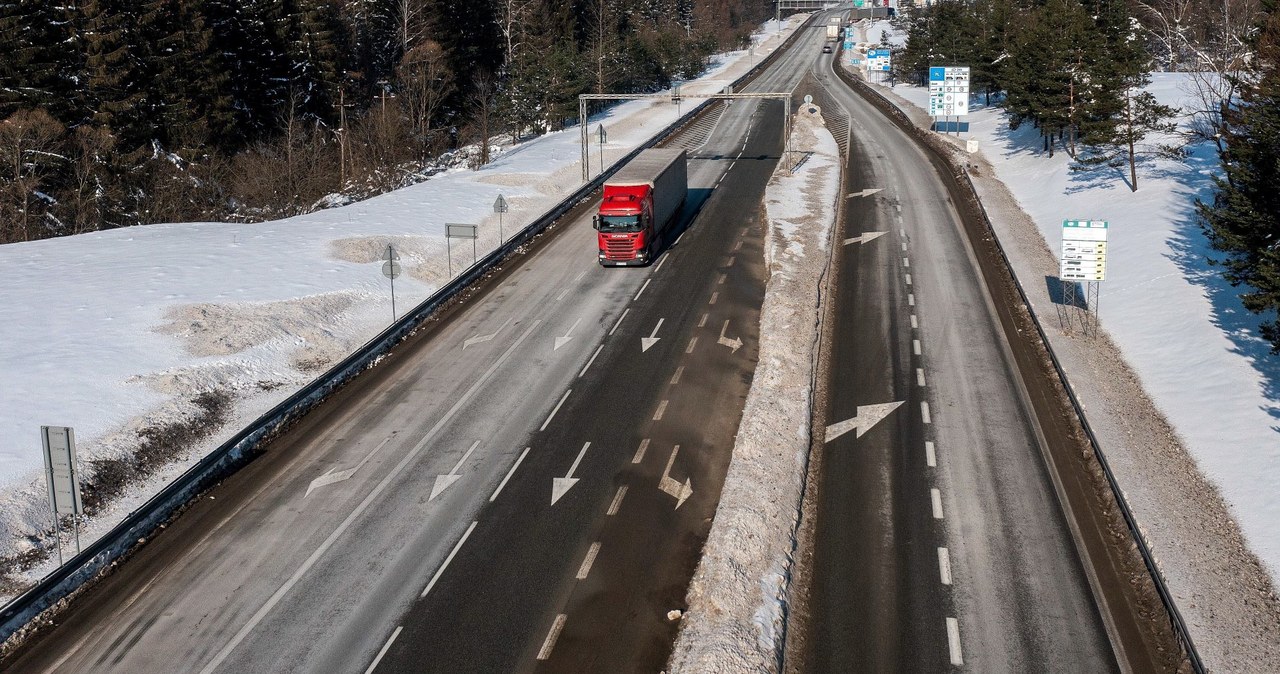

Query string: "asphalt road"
[797, 43, 1119, 672]
[0, 20, 826, 674]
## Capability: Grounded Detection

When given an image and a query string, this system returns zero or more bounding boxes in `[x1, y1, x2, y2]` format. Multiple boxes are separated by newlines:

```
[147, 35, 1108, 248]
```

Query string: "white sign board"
[41, 426, 82, 515]
[1061, 220, 1108, 281]
[928, 66, 970, 117]
[866, 48, 891, 72]
[446, 223, 478, 240]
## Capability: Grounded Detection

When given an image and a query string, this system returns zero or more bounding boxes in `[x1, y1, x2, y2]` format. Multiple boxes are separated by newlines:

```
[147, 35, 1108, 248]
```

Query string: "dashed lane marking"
[671, 366, 685, 385]
[609, 308, 629, 336]
[938, 547, 953, 585]
[633, 439, 649, 464]
[607, 485, 628, 515]
[537, 614, 568, 661]
[653, 400, 668, 421]
[576, 542, 602, 579]
[925, 441, 937, 467]
[946, 617, 964, 665]
[917, 368, 927, 387]
[634, 278, 652, 301]
[921, 402, 932, 424]
[913, 339, 921, 355]
[698, 313, 709, 328]
[686, 337, 698, 353]
[709, 292, 719, 305]
[579, 345, 604, 378]
[931, 488, 944, 519]
[540, 389, 572, 431]
[421, 521, 478, 598]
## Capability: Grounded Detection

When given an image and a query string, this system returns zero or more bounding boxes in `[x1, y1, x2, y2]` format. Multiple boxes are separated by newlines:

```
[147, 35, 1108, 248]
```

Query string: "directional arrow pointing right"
[844, 231, 888, 246]
[551, 441, 592, 505]
[825, 401, 905, 442]
[554, 317, 581, 351]
[846, 188, 884, 199]
[658, 445, 694, 509]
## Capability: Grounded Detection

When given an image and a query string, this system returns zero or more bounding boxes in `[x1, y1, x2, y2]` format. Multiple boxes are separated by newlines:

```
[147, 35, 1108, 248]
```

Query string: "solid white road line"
[653, 255, 669, 273]
[917, 368, 927, 387]
[686, 337, 698, 353]
[925, 441, 937, 467]
[540, 389, 572, 431]
[607, 485, 628, 515]
[698, 313, 709, 328]
[654, 400, 668, 421]
[670, 366, 685, 385]
[198, 321, 541, 674]
[489, 447, 530, 502]
[578, 344, 604, 378]
[609, 308, 630, 336]
[576, 542, 602, 580]
[931, 488, 944, 519]
[421, 521, 478, 598]
[913, 339, 921, 355]
[911, 314, 918, 329]
[634, 278, 652, 301]
[921, 402, 932, 424]
[938, 547, 953, 586]
[908, 294, 915, 307]
[946, 617, 964, 665]
[537, 614, 568, 661]
[363, 625, 403, 674]
[633, 439, 650, 464]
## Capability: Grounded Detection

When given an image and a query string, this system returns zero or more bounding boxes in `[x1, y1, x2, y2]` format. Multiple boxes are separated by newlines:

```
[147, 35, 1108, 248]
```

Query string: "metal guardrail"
[831, 65, 1206, 673]
[0, 16, 813, 649]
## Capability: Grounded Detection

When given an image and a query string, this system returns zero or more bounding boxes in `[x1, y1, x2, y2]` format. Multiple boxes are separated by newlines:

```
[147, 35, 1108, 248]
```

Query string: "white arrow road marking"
[825, 401, 905, 442]
[305, 436, 394, 498]
[659, 445, 694, 509]
[429, 440, 480, 501]
[554, 317, 582, 351]
[843, 231, 888, 246]
[717, 320, 743, 353]
[463, 317, 513, 349]
[551, 441, 591, 505]
[641, 318, 664, 352]
[846, 188, 884, 198]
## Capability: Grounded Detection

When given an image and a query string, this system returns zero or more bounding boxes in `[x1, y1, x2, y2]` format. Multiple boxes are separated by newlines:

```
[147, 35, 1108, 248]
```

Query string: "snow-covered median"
[669, 107, 839, 671]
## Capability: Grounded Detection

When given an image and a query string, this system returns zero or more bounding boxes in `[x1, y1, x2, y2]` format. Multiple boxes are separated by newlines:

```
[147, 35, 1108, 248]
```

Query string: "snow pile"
[852, 20, 1280, 667]
[669, 107, 840, 672]
[0, 16, 810, 600]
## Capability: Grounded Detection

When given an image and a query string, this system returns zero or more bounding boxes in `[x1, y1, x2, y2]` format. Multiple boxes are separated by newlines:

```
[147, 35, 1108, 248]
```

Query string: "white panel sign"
[928, 66, 971, 117]
[446, 223, 478, 240]
[1061, 220, 1108, 281]
[42, 426, 82, 515]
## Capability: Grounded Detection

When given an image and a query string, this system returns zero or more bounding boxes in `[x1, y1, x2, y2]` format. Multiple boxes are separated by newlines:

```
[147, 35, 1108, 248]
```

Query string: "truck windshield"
[599, 215, 641, 233]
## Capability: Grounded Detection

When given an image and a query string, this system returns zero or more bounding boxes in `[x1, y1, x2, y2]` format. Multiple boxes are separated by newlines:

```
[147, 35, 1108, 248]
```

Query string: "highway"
[792, 30, 1120, 673]
[0, 18, 830, 674]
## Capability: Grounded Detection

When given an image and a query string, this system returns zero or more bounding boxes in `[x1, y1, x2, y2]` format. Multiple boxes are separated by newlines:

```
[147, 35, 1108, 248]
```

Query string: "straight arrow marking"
[429, 440, 480, 501]
[305, 436, 394, 498]
[825, 401, 905, 443]
[845, 188, 884, 198]
[554, 317, 582, 351]
[717, 320, 743, 353]
[641, 318, 664, 352]
[843, 231, 888, 246]
[658, 445, 694, 509]
[551, 442, 591, 505]
[464, 317, 513, 349]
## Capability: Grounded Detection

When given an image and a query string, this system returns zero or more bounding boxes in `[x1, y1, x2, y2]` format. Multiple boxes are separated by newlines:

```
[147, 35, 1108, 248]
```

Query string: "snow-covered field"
[0, 16, 807, 598]
[854, 17, 1280, 667]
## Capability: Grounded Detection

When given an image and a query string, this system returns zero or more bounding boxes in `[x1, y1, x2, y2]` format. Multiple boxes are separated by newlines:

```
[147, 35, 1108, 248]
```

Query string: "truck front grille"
[605, 238, 635, 260]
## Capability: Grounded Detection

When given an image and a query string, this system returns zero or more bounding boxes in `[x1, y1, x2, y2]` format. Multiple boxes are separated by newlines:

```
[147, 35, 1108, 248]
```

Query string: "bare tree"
[496, 0, 539, 69]
[0, 109, 65, 242]
[469, 70, 499, 168]
[397, 39, 455, 158]
[68, 125, 116, 235]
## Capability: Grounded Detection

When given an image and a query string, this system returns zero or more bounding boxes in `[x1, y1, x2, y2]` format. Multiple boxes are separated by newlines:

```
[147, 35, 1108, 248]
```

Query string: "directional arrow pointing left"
[305, 436, 393, 498]
[554, 317, 581, 351]
[551, 441, 592, 505]
[825, 401, 905, 442]
[641, 318, 664, 352]
[844, 231, 888, 246]
[846, 188, 884, 199]
[464, 317, 513, 349]
[429, 440, 480, 501]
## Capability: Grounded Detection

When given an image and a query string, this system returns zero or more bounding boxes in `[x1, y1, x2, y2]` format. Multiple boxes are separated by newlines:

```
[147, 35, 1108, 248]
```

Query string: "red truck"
[594, 148, 687, 266]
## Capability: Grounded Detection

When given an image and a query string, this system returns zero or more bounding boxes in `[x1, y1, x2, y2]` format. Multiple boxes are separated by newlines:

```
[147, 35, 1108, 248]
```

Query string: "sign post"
[493, 194, 509, 244]
[381, 244, 401, 321]
[597, 125, 607, 175]
[41, 426, 83, 565]
[1059, 219, 1108, 336]
[446, 223, 479, 276]
[928, 66, 970, 135]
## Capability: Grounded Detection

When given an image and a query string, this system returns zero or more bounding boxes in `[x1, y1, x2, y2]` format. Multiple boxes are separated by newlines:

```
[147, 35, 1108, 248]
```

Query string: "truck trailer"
[594, 148, 687, 266]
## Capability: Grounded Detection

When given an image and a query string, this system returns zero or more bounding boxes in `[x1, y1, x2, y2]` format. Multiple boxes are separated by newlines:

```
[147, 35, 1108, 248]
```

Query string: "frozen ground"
[0, 15, 808, 601]
[669, 105, 839, 671]
[852, 17, 1280, 669]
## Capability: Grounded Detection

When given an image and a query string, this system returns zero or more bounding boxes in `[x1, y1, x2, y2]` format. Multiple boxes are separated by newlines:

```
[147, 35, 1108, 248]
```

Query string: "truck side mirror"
[592, 216, 600, 230]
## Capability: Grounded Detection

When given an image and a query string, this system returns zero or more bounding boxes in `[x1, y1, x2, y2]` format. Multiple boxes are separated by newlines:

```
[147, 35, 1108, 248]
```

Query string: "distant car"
[822, 45, 833, 53]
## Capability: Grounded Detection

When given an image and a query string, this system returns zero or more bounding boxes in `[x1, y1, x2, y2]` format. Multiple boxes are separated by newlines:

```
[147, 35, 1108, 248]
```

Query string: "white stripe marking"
[686, 337, 698, 353]
[905, 273, 912, 286]
[913, 339, 921, 355]
[634, 278, 652, 301]
[911, 314, 918, 328]
[903, 257, 910, 268]
[921, 402, 932, 424]
[364, 626, 403, 674]
[609, 308, 630, 335]
[938, 547, 953, 585]
[421, 521, 478, 597]
[670, 366, 685, 385]
[537, 614, 568, 660]
[908, 293, 915, 306]
[947, 617, 964, 665]
[733, 240, 743, 251]
[540, 389, 572, 431]
[925, 441, 937, 467]
[709, 292, 719, 305]
[489, 447, 530, 502]
[902, 242, 908, 252]
[556, 286, 571, 302]
[633, 439, 650, 464]
[717, 273, 727, 285]
[579, 344, 604, 378]
[917, 368, 927, 387]
[653, 255, 668, 273]
[608, 485, 628, 515]
[698, 313, 709, 328]
[198, 321, 541, 674]
[576, 542, 602, 579]
[931, 488, 944, 519]
[654, 400, 669, 421]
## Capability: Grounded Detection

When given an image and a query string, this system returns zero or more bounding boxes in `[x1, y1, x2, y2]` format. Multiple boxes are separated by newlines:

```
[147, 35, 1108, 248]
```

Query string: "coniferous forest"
[0, 0, 770, 242]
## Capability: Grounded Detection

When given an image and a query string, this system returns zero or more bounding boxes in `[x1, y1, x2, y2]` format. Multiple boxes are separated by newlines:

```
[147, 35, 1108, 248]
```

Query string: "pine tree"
[1199, 6, 1280, 352]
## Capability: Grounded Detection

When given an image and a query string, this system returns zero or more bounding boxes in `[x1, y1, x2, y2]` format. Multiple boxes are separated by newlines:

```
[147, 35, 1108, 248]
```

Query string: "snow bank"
[669, 107, 840, 672]
[0, 16, 811, 600]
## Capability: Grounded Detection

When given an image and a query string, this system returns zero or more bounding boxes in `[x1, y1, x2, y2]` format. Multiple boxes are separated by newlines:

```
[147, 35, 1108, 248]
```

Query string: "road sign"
[867, 48, 891, 72]
[493, 195, 509, 214]
[381, 260, 402, 278]
[929, 66, 970, 117]
[446, 223, 477, 239]
[1060, 220, 1108, 281]
[41, 426, 82, 516]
